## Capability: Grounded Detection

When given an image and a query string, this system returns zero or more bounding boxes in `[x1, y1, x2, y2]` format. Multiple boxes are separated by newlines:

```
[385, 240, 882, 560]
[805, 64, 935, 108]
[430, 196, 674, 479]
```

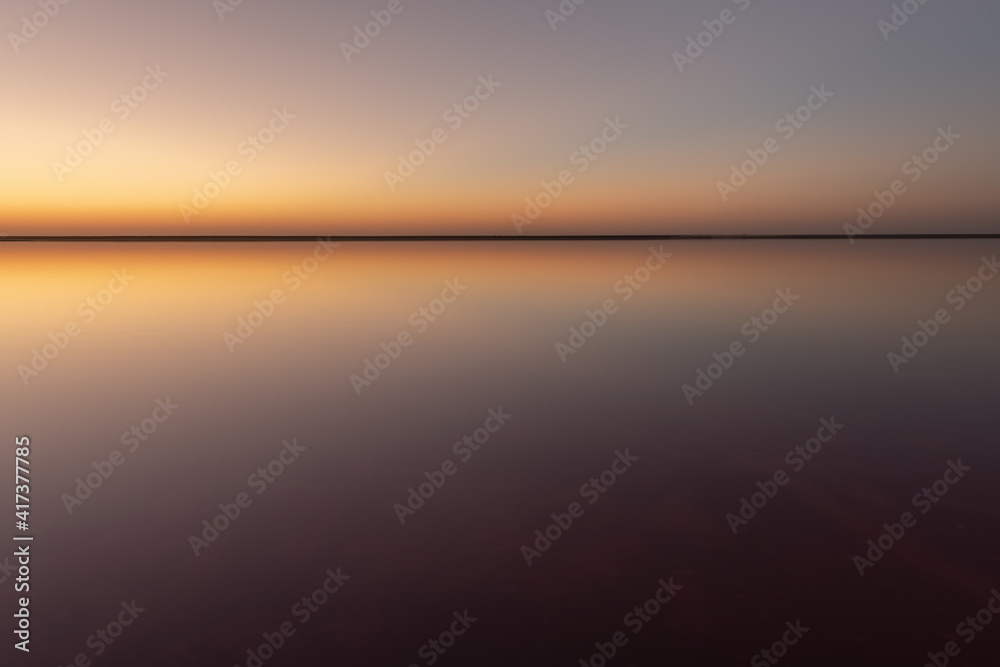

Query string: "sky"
[1, 0, 997, 235]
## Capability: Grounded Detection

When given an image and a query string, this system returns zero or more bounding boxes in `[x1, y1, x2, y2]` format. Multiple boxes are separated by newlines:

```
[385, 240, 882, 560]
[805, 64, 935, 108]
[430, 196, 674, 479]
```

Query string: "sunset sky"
[1, 0, 997, 235]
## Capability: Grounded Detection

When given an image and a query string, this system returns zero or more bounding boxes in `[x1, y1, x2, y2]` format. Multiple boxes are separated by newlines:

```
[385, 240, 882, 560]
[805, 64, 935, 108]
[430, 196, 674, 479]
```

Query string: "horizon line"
[1, 233, 999, 243]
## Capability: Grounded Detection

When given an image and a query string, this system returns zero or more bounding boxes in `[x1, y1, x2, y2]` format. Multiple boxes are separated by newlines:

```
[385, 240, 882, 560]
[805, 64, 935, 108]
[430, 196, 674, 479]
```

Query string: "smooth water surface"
[2, 240, 998, 666]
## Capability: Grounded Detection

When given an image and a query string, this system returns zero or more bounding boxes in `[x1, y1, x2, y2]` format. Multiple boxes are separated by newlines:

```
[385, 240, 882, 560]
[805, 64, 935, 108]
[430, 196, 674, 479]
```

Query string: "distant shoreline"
[2, 234, 999, 243]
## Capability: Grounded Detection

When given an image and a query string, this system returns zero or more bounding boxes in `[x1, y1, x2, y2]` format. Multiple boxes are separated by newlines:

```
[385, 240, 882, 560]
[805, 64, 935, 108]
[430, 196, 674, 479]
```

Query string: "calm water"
[2, 240, 999, 666]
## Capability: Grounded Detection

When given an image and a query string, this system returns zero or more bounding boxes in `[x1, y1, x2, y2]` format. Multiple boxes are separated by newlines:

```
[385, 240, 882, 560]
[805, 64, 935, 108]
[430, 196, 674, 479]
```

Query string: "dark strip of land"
[2, 234, 999, 243]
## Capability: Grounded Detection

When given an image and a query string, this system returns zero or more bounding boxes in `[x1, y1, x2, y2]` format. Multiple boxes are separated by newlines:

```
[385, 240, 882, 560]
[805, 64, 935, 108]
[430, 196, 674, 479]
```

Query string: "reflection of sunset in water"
[2, 241, 999, 665]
